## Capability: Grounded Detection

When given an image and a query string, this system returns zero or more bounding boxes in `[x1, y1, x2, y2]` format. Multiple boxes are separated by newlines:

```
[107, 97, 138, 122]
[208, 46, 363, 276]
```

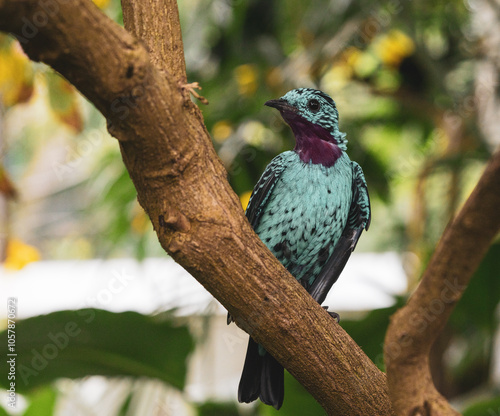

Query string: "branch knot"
[159, 211, 190, 233]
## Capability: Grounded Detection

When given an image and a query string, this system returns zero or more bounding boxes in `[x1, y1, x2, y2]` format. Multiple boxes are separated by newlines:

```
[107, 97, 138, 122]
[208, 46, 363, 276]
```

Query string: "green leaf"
[45, 70, 83, 132]
[24, 386, 57, 416]
[462, 396, 500, 416]
[0, 309, 194, 393]
[450, 243, 500, 333]
[447, 243, 500, 391]
[196, 401, 241, 416]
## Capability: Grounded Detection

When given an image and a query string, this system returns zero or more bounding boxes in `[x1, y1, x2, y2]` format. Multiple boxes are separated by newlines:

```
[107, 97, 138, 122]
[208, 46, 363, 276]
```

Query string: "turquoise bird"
[232, 88, 371, 409]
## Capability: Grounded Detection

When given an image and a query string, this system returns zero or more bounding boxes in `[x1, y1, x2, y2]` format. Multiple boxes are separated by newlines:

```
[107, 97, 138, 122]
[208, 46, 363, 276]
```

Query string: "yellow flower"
[322, 46, 379, 91]
[240, 191, 253, 211]
[322, 65, 352, 91]
[92, 0, 110, 9]
[131, 210, 149, 235]
[212, 120, 233, 143]
[343, 47, 363, 68]
[234, 64, 258, 97]
[3, 239, 41, 270]
[373, 30, 415, 68]
[0, 40, 34, 107]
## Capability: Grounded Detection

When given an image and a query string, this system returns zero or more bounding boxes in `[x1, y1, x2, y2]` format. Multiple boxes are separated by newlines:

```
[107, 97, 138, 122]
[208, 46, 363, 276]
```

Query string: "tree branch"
[0, 1, 394, 414]
[384, 150, 500, 415]
[121, 0, 187, 82]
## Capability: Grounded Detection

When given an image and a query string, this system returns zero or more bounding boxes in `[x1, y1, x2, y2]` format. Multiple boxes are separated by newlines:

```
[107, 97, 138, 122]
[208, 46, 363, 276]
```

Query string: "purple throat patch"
[281, 111, 342, 167]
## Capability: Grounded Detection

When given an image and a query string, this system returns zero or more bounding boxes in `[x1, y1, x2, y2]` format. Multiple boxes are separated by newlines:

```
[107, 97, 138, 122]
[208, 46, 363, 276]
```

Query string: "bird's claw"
[322, 306, 340, 323]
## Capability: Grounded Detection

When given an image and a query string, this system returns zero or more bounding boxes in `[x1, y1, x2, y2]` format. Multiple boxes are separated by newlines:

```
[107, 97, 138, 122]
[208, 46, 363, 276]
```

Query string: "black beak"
[264, 98, 298, 113]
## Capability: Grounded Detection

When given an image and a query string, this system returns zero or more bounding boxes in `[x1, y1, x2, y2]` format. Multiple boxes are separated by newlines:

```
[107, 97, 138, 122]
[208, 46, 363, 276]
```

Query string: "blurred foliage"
[446, 243, 500, 397]
[45, 72, 84, 133]
[0, 0, 499, 414]
[22, 386, 57, 416]
[197, 401, 241, 416]
[1, 0, 494, 260]
[0, 309, 194, 392]
[463, 396, 500, 416]
[341, 298, 406, 371]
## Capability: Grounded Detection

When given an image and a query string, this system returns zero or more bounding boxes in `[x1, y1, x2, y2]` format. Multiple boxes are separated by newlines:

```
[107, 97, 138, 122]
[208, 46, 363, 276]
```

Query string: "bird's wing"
[245, 153, 288, 229]
[308, 161, 371, 304]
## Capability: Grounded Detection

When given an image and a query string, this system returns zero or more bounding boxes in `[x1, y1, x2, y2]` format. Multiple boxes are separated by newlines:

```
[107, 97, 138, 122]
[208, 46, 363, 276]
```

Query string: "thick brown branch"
[0, 1, 394, 414]
[384, 150, 500, 415]
[121, 0, 187, 82]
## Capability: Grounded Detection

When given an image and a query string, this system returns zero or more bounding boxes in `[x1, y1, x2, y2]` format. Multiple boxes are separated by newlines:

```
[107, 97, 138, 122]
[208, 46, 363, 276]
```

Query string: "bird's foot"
[181, 81, 209, 104]
[322, 306, 340, 323]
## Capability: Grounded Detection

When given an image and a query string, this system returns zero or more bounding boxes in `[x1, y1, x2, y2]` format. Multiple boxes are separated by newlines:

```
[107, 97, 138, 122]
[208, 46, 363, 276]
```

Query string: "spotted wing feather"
[245, 153, 288, 229]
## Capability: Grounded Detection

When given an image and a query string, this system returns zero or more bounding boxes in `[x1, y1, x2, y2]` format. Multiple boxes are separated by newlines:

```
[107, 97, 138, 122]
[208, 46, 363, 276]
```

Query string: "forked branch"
[385, 150, 500, 415]
[0, 0, 393, 414]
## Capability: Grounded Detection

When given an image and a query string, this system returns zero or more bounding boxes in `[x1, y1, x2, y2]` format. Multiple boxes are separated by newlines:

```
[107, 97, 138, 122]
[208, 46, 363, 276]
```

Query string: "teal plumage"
[255, 151, 352, 287]
[234, 88, 371, 410]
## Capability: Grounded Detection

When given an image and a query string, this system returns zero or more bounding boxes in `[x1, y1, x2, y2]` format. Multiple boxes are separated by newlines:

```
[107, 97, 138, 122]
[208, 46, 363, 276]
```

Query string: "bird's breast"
[255, 152, 353, 285]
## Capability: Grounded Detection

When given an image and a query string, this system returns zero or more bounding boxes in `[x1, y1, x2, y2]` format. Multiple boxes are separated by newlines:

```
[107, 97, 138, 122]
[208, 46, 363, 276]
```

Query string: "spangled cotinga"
[233, 88, 371, 409]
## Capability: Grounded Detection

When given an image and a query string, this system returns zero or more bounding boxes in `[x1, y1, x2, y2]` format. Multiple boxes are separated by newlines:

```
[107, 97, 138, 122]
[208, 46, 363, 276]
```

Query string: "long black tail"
[238, 337, 284, 410]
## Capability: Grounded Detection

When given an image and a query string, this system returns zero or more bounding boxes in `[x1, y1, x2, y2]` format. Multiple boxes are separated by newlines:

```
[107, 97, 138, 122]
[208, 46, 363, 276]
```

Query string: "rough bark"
[121, 0, 187, 82]
[384, 150, 500, 415]
[0, 1, 394, 414]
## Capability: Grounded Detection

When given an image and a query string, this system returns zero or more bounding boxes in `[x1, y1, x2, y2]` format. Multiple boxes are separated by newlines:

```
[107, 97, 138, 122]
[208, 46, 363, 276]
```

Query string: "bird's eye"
[307, 99, 320, 112]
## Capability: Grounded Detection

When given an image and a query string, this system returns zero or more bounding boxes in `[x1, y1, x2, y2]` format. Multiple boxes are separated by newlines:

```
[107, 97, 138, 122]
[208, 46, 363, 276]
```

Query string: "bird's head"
[265, 88, 347, 166]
